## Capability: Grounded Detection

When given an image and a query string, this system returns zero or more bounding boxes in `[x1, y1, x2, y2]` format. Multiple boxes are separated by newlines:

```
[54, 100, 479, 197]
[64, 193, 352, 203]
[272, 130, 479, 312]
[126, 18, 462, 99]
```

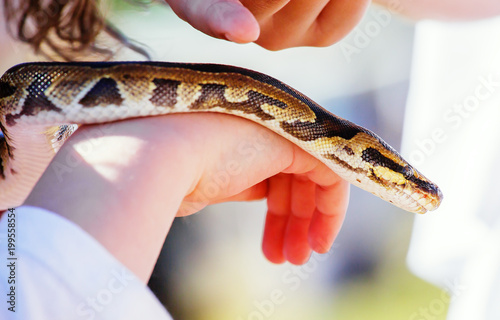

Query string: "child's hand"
[26, 114, 349, 279]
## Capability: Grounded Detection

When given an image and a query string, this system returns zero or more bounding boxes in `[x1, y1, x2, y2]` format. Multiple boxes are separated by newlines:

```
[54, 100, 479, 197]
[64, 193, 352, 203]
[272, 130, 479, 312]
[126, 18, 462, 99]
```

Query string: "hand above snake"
[166, 0, 371, 49]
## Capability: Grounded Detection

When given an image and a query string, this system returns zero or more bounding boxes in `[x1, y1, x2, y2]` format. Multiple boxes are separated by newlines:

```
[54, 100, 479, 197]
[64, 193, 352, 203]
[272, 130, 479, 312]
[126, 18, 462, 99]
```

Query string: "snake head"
[401, 167, 443, 214]
[367, 157, 442, 213]
[338, 133, 443, 214]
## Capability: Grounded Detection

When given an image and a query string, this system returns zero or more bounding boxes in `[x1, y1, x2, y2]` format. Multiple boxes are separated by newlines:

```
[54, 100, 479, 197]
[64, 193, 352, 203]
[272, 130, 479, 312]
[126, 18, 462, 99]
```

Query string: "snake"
[0, 61, 443, 213]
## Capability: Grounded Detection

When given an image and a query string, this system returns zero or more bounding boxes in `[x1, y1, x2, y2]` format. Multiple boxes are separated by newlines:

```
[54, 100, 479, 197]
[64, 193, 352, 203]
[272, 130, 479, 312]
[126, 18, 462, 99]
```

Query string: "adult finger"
[165, 0, 260, 42]
[240, 0, 290, 19]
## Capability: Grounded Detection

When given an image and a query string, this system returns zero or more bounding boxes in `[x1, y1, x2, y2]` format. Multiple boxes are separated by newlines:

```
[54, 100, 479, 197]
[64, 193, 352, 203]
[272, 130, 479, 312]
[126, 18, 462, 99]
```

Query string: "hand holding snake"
[23, 113, 348, 272]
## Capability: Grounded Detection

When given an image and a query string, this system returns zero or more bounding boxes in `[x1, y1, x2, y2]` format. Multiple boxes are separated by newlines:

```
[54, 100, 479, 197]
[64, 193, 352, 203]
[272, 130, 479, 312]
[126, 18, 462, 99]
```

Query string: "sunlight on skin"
[26, 114, 349, 279]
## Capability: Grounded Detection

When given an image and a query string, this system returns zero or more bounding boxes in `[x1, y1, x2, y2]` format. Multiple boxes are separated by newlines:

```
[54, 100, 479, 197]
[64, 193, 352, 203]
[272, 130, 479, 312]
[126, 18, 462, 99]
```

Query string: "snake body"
[0, 61, 442, 213]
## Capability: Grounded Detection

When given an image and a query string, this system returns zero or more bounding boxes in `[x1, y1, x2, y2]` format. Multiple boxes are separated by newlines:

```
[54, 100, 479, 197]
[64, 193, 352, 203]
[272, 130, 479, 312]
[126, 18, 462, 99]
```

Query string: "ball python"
[0, 61, 443, 213]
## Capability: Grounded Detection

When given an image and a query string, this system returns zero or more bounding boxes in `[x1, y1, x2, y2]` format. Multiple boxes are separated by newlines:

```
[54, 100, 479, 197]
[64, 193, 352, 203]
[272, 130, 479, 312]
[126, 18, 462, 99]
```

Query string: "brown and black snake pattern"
[0, 61, 443, 212]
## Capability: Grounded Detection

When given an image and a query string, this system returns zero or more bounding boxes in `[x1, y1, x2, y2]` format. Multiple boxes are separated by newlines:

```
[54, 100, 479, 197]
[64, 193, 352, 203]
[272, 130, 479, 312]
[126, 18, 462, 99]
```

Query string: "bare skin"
[165, 0, 371, 49]
[25, 114, 349, 281]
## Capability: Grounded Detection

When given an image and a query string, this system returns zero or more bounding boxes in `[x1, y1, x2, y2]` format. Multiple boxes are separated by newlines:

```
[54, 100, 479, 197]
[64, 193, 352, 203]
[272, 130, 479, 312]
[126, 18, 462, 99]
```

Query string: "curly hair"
[3, 0, 149, 60]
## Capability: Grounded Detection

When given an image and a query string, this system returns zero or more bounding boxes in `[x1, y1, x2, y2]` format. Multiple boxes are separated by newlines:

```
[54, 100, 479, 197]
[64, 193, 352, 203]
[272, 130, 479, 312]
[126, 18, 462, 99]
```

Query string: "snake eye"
[402, 166, 414, 179]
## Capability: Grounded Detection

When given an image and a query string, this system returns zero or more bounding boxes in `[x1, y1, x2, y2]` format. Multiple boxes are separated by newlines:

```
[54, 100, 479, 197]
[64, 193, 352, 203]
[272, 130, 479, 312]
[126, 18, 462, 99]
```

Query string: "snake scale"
[0, 61, 442, 213]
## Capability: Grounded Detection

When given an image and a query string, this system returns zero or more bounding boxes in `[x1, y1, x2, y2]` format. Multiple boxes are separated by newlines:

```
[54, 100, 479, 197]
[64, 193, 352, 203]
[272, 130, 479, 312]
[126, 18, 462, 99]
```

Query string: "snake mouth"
[404, 184, 443, 213]
[401, 166, 443, 213]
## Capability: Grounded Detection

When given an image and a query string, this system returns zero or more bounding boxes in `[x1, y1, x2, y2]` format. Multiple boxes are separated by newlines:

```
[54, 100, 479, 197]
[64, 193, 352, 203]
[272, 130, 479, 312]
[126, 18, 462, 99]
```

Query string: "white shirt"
[0, 206, 172, 320]
[404, 17, 500, 320]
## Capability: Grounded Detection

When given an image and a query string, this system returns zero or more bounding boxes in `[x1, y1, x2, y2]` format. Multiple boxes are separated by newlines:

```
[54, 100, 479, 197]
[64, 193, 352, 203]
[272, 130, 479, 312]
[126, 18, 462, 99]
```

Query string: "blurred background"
[0, 1, 448, 319]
